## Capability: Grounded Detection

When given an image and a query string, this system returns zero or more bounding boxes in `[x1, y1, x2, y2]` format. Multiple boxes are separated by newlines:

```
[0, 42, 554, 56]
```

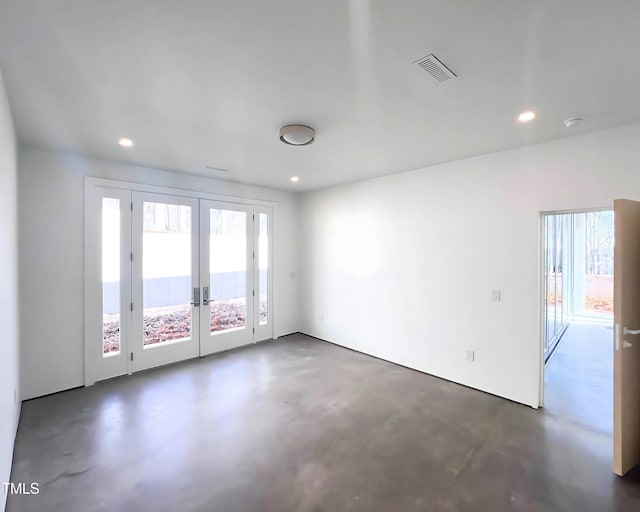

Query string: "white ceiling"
[1, 0, 640, 191]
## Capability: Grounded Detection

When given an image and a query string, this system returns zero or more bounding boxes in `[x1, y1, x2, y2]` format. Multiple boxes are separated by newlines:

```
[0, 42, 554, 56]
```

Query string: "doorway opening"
[541, 209, 614, 435]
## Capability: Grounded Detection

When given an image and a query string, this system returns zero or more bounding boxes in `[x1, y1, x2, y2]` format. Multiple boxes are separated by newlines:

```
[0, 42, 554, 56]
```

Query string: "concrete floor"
[8, 334, 640, 511]
[544, 316, 614, 436]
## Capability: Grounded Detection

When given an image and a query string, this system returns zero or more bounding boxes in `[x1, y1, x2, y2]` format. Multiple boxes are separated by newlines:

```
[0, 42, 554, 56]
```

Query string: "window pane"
[584, 211, 614, 315]
[259, 213, 268, 325]
[554, 215, 562, 336]
[102, 198, 120, 356]
[209, 209, 247, 333]
[142, 202, 192, 346]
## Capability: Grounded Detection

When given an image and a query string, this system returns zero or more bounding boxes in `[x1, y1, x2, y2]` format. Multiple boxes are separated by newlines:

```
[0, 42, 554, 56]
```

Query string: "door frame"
[537, 206, 612, 408]
[84, 177, 277, 386]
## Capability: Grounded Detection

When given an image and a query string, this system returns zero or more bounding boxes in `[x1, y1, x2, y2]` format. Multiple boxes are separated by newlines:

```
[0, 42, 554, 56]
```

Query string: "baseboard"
[298, 331, 537, 409]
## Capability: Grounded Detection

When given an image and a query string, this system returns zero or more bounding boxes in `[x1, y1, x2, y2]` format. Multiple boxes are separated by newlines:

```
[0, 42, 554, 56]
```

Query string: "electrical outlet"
[466, 350, 475, 362]
[491, 290, 501, 302]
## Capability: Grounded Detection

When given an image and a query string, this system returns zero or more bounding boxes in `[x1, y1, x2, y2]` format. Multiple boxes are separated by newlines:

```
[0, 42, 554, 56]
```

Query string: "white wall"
[300, 122, 640, 407]
[0, 69, 19, 511]
[18, 148, 300, 400]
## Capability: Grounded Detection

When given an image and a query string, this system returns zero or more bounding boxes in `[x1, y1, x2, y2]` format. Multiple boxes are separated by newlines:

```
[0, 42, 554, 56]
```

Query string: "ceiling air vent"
[414, 54, 457, 83]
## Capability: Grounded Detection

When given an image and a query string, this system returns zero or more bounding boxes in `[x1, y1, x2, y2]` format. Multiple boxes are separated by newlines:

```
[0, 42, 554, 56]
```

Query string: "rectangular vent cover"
[414, 54, 457, 82]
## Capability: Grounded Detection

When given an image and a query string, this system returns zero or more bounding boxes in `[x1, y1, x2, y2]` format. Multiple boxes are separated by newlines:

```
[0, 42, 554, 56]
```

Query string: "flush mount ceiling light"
[279, 125, 315, 146]
[564, 116, 585, 128]
[517, 110, 536, 123]
[118, 137, 133, 147]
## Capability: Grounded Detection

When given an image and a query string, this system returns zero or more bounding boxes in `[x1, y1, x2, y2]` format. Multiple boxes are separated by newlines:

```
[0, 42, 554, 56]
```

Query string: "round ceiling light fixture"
[564, 116, 584, 128]
[279, 124, 315, 146]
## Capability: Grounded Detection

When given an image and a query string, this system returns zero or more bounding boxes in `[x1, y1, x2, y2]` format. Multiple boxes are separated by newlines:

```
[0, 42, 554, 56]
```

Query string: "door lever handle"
[624, 327, 640, 335]
[202, 286, 211, 305]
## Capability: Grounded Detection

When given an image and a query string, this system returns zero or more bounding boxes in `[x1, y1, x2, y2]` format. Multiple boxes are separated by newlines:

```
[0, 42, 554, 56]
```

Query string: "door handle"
[203, 286, 212, 305]
[191, 287, 200, 307]
[621, 327, 639, 350]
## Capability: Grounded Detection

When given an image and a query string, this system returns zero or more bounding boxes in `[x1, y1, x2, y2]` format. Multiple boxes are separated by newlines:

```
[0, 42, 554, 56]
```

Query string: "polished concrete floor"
[544, 316, 614, 436]
[8, 333, 640, 511]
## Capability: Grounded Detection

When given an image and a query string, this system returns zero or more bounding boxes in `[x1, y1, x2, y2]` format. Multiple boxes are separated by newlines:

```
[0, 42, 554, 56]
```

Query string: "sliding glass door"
[544, 214, 574, 361]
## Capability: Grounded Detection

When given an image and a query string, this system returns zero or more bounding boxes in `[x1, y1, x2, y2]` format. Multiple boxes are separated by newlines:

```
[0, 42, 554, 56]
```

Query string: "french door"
[131, 192, 200, 372]
[85, 183, 273, 385]
[199, 200, 254, 355]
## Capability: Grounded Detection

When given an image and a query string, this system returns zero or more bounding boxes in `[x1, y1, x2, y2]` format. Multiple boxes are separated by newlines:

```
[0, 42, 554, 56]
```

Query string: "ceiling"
[1, 0, 639, 191]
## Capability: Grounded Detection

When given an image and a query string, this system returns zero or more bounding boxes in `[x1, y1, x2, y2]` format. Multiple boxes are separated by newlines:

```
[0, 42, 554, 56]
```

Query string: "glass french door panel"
[102, 198, 121, 356]
[142, 201, 193, 346]
[258, 213, 269, 325]
[209, 208, 247, 334]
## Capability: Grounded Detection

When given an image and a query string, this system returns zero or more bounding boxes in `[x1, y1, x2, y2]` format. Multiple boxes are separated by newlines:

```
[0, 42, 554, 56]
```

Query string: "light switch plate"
[466, 350, 475, 362]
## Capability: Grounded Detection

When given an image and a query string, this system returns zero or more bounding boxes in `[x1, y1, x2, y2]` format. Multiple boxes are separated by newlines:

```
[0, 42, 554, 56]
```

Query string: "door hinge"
[253, 328, 255, 334]
[252, 289, 255, 297]
[130, 302, 133, 311]
[252, 251, 255, 259]
[131, 202, 133, 212]
[130, 252, 133, 262]
[253, 214, 255, 221]
[130, 352, 134, 361]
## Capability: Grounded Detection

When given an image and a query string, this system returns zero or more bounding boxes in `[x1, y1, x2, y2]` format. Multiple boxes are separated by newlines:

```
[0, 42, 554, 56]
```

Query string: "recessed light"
[517, 111, 536, 123]
[290, 176, 299, 183]
[118, 137, 133, 147]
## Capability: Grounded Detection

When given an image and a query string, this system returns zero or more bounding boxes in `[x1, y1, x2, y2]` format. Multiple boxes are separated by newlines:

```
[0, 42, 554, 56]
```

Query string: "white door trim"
[86, 177, 277, 208]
